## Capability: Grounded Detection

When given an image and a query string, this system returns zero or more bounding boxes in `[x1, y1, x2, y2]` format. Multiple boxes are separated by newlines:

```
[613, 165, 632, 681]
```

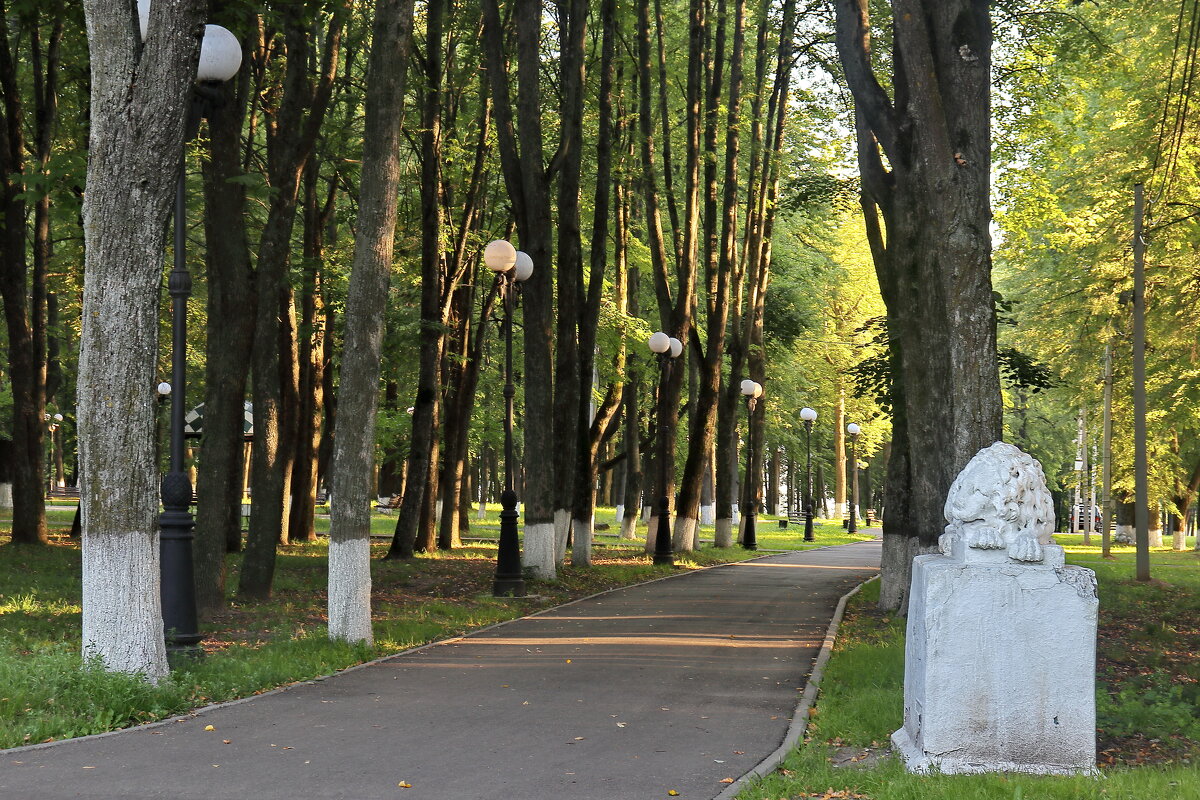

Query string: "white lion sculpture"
[942, 441, 1054, 562]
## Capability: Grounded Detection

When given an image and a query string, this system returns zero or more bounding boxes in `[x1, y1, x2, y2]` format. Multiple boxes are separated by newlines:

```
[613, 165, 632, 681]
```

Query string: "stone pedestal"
[893, 537, 1098, 775]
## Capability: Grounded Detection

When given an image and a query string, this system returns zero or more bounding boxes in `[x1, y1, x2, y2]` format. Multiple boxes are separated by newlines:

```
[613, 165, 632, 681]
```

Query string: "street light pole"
[647, 332, 680, 566]
[740, 379, 763, 551]
[154, 16, 243, 660]
[487, 241, 530, 596]
[800, 407, 816, 542]
[846, 422, 860, 535]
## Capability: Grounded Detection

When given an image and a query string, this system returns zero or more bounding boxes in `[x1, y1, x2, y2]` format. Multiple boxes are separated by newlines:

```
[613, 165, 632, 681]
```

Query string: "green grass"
[0, 505, 871, 748]
[737, 547, 1200, 800]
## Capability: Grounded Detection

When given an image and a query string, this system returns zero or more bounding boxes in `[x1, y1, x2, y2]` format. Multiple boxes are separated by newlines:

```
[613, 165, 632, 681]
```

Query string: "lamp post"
[153, 11, 243, 659]
[740, 379, 763, 551]
[800, 407, 817, 542]
[487, 240, 531, 596]
[648, 332, 681, 566]
[846, 422, 860, 535]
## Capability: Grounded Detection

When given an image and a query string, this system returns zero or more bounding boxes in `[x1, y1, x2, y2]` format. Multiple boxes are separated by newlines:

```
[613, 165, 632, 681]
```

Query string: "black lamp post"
[740, 379, 763, 551]
[846, 422, 860, 535]
[647, 332, 681, 566]
[486, 240, 531, 597]
[800, 406, 816, 542]
[156, 16, 243, 660]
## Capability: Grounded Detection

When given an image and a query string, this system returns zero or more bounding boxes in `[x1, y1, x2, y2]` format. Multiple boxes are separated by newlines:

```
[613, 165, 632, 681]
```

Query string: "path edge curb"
[713, 573, 881, 800]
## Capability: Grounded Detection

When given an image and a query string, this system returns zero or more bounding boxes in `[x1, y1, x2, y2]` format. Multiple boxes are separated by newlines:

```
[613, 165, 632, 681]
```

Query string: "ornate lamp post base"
[159, 470, 203, 658]
[493, 489, 526, 597]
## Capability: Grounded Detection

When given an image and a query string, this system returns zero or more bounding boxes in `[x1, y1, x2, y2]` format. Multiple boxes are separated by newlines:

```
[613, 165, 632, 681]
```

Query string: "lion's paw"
[1007, 535, 1043, 562]
[966, 526, 1004, 550]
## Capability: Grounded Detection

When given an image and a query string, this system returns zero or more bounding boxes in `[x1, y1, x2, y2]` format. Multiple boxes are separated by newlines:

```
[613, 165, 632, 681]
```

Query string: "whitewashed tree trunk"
[554, 508, 571, 566]
[524, 522, 557, 579]
[619, 510, 638, 540]
[572, 516, 593, 566]
[328, 0, 416, 644]
[0, 483, 12, 510]
[77, 0, 205, 680]
[714, 518, 733, 547]
[674, 515, 697, 553]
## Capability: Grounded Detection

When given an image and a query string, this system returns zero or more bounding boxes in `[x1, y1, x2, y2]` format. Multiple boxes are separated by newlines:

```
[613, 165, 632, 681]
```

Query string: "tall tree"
[77, 0, 204, 678]
[240, 3, 347, 600]
[328, 0, 416, 643]
[834, 0, 1002, 611]
[194, 10, 254, 615]
[480, 0, 558, 578]
[0, 3, 47, 545]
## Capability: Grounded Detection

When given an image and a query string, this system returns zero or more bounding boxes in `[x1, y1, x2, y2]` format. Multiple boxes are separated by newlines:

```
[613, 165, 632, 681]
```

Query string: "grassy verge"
[0, 507, 872, 749]
[738, 543, 1200, 800]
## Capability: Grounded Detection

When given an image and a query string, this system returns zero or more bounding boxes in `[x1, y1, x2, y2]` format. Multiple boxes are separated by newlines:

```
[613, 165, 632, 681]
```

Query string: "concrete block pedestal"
[893, 538, 1098, 775]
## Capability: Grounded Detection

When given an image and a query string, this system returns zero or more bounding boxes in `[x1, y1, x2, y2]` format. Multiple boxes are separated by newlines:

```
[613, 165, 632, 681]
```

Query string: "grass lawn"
[0, 504, 873, 748]
[738, 539, 1200, 800]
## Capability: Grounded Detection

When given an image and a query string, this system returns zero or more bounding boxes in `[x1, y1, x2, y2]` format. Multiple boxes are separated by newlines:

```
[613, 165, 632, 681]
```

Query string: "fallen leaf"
[719, 777, 734, 783]
[222, 740, 231, 745]
[204, 725, 215, 732]
[668, 792, 679, 797]
[398, 781, 413, 789]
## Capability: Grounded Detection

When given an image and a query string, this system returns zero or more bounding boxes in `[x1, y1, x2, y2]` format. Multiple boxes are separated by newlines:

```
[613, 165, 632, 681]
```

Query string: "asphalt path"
[1, 540, 881, 800]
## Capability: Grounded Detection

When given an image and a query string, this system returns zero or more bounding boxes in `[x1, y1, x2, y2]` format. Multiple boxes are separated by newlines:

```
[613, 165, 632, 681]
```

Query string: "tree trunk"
[835, 0, 1001, 612]
[552, 0, 588, 564]
[0, 5, 46, 546]
[289, 162, 334, 545]
[386, 0, 445, 560]
[241, 7, 346, 599]
[328, 0, 416, 643]
[194, 61, 255, 616]
[480, 0, 557, 578]
[77, 0, 205, 679]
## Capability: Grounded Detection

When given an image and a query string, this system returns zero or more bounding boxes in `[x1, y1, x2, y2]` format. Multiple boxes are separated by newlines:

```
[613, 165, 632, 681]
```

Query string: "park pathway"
[1, 540, 881, 800]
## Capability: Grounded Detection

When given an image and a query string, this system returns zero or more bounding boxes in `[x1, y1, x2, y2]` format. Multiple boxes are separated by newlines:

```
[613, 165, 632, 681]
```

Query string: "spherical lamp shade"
[484, 240, 517, 273]
[799, 406, 817, 422]
[158, 382, 172, 396]
[740, 379, 757, 396]
[752, 381, 763, 397]
[648, 332, 670, 354]
[198, 25, 242, 82]
[513, 250, 534, 282]
[53, 413, 64, 422]
[668, 337, 683, 358]
[847, 422, 861, 436]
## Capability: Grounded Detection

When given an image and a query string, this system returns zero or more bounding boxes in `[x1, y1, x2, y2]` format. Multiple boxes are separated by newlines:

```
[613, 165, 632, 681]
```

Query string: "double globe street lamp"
[485, 240, 533, 596]
[799, 406, 817, 542]
[740, 379, 763, 551]
[647, 332, 682, 566]
[141, 0, 244, 658]
[846, 422, 861, 535]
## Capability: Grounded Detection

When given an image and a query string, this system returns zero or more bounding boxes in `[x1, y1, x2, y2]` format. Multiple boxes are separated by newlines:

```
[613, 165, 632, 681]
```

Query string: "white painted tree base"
[644, 515, 658, 554]
[328, 536, 373, 644]
[554, 509, 571, 566]
[614, 504, 624, 523]
[674, 516, 697, 552]
[524, 522, 557, 580]
[700, 503, 714, 526]
[0, 482, 12, 510]
[714, 518, 733, 548]
[572, 517, 593, 566]
[619, 513, 639, 540]
[82, 530, 168, 682]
